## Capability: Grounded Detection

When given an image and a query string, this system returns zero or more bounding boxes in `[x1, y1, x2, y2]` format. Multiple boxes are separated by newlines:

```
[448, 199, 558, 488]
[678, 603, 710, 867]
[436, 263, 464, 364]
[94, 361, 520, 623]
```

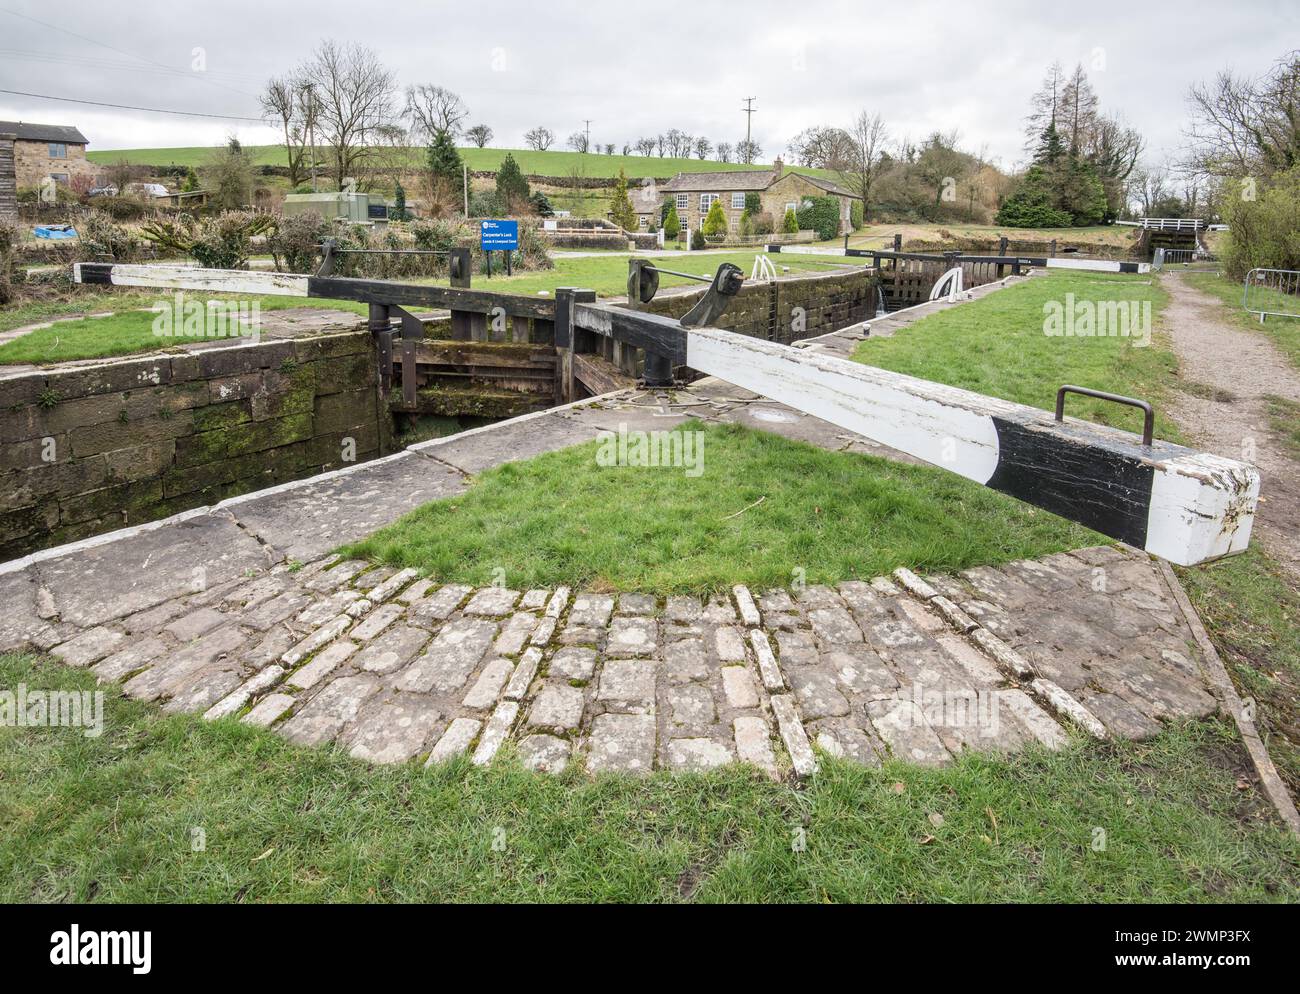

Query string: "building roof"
[802, 174, 859, 199]
[0, 121, 88, 144]
[660, 169, 778, 193]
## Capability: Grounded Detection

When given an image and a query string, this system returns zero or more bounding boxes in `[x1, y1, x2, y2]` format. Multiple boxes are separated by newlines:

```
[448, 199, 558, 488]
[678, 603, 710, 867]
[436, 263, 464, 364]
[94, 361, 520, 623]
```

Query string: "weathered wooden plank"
[572, 303, 688, 363]
[685, 328, 1258, 566]
[74, 262, 309, 296]
[572, 353, 636, 397]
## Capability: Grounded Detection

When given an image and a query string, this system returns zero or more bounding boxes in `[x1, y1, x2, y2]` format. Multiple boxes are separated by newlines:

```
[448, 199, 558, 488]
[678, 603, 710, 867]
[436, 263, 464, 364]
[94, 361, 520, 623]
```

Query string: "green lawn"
[0, 252, 859, 365]
[0, 295, 366, 366]
[1182, 271, 1300, 372]
[347, 420, 1092, 593]
[2, 650, 1294, 903]
[87, 144, 840, 183]
[853, 272, 1179, 440]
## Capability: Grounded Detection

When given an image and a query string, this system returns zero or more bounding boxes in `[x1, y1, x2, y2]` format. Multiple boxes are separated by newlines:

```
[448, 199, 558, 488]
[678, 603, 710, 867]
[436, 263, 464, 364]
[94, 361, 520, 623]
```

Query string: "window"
[729, 216, 739, 233]
[675, 193, 688, 212]
[48, 143, 67, 158]
[731, 191, 745, 210]
[784, 202, 797, 214]
[638, 215, 648, 229]
[50, 173, 70, 185]
[699, 192, 718, 211]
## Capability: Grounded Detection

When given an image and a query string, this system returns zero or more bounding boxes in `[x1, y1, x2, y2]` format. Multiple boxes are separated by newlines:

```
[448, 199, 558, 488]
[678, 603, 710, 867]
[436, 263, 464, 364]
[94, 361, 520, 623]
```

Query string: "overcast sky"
[0, 0, 1294, 170]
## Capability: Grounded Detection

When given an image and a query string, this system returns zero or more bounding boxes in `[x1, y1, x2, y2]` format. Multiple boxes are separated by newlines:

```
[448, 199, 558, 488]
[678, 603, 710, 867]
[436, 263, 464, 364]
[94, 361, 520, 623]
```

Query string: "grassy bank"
[86, 144, 838, 182]
[2, 651, 1294, 903]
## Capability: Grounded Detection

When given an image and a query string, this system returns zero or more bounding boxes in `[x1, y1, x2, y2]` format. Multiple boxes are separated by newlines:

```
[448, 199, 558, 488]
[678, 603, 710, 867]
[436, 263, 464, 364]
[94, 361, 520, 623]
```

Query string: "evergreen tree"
[495, 153, 531, 213]
[1032, 121, 1065, 167]
[783, 208, 798, 233]
[663, 203, 681, 240]
[608, 169, 637, 231]
[427, 129, 463, 187]
[392, 182, 409, 221]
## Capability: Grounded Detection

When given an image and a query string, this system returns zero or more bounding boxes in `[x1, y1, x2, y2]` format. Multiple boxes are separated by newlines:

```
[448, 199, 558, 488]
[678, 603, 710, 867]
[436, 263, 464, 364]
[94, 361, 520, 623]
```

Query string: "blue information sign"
[480, 219, 519, 251]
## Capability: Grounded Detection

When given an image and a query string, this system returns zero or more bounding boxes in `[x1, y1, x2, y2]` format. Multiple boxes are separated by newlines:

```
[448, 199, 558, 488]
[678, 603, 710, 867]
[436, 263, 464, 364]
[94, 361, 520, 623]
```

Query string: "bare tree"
[260, 76, 316, 187]
[297, 40, 401, 188]
[1185, 51, 1300, 178]
[787, 125, 856, 169]
[603, 143, 615, 155]
[694, 137, 712, 160]
[635, 136, 656, 156]
[736, 138, 762, 164]
[837, 111, 889, 222]
[567, 130, 590, 153]
[1025, 61, 1065, 152]
[465, 124, 493, 148]
[716, 141, 733, 163]
[655, 134, 666, 157]
[1129, 162, 1170, 216]
[524, 126, 554, 151]
[405, 84, 468, 143]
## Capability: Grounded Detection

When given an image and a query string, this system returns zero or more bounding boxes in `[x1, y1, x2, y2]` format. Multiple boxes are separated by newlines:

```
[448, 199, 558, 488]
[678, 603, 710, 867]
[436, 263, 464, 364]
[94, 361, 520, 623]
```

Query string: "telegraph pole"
[583, 119, 592, 152]
[741, 97, 756, 160]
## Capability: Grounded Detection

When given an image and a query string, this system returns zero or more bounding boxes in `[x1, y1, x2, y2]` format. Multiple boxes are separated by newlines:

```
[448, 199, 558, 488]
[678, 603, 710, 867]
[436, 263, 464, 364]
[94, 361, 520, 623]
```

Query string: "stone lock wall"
[0, 330, 391, 560]
[643, 268, 874, 343]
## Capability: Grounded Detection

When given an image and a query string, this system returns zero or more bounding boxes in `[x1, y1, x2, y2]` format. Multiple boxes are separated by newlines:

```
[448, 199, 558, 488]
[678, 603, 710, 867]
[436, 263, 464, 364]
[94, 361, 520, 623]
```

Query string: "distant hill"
[86, 145, 839, 181]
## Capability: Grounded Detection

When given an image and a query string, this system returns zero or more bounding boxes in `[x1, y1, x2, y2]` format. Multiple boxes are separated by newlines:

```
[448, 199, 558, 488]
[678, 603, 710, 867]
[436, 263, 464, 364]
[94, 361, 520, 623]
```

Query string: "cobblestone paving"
[28, 541, 1219, 776]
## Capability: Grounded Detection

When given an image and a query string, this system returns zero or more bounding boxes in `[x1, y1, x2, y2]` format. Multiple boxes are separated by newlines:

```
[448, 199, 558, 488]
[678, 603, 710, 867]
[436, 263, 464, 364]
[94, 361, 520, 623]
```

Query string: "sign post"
[480, 219, 519, 279]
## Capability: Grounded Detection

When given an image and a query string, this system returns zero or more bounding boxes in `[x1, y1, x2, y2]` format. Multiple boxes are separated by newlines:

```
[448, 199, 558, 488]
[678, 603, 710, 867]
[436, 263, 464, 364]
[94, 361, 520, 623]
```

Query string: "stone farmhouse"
[0, 120, 97, 190]
[651, 159, 860, 235]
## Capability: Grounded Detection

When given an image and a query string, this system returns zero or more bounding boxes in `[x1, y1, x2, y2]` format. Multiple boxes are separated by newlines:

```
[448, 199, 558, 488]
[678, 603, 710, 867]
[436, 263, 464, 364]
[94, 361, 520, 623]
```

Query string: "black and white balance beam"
[678, 328, 1255, 566]
[73, 263, 1256, 566]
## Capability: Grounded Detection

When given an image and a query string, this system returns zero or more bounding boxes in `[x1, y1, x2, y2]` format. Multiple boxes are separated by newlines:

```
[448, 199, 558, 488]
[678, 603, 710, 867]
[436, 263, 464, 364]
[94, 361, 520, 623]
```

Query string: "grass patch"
[0, 293, 366, 365]
[1265, 395, 1300, 460]
[852, 272, 1178, 441]
[1, 651, 1294, 903]
[348, 420, 1093, 593]
[1177, 549, 1300, 795]
[1182, 271, 1300, 372]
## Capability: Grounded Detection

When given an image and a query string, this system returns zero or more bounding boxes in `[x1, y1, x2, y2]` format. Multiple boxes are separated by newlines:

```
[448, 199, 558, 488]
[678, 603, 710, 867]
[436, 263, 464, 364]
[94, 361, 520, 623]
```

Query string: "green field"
[87, 144, 837, 182]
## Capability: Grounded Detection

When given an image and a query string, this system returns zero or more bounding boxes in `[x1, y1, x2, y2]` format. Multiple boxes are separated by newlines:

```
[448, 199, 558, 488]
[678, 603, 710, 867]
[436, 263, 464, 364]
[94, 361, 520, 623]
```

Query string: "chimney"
[772, 157, 784, 180]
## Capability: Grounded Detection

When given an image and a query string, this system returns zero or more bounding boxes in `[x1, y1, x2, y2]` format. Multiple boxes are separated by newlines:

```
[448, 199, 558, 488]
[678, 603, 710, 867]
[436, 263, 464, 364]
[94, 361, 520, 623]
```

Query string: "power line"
[0, 48, 263, 84]
[0, 6, 259, 99]
[0, 87, 265, 122]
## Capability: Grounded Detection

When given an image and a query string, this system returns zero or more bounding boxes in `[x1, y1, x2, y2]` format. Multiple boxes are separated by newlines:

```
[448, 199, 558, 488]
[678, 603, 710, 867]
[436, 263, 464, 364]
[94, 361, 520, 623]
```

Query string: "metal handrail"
[1243, 268, 1300, 323]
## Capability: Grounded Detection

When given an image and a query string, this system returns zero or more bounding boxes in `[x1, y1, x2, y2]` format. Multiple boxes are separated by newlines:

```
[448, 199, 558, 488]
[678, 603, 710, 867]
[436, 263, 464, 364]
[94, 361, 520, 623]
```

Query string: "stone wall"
[642, 267, 874, 344]
[0, 330, 390, 560]
[0, 133, 16, 220]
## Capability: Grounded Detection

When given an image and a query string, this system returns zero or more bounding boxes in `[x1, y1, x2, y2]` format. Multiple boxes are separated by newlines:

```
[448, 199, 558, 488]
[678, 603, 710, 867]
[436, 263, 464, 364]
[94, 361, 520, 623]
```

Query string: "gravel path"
[1162, 273, 1300, 578]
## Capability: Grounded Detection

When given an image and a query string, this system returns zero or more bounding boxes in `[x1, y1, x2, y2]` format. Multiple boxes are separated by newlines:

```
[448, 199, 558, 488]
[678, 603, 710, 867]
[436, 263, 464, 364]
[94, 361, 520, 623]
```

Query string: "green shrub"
[850, 200, 864, 230]
[691, 228, 706, 250]
[701, 199, 728, 237]
[76, 210, 142, 263]
[1219, 167, 1300, 280]
[268, 212, 332, 273]
[743, 192, 761, 217]
[782, 208, 798, 234]
[139, 210, 274, 269]
[795, 196, 840, 240]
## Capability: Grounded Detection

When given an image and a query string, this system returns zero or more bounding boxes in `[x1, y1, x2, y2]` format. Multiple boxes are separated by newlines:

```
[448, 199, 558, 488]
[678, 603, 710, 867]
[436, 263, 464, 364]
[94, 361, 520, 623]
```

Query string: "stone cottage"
[658, 159, 860, 235]
[0, 121, 97, 191]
